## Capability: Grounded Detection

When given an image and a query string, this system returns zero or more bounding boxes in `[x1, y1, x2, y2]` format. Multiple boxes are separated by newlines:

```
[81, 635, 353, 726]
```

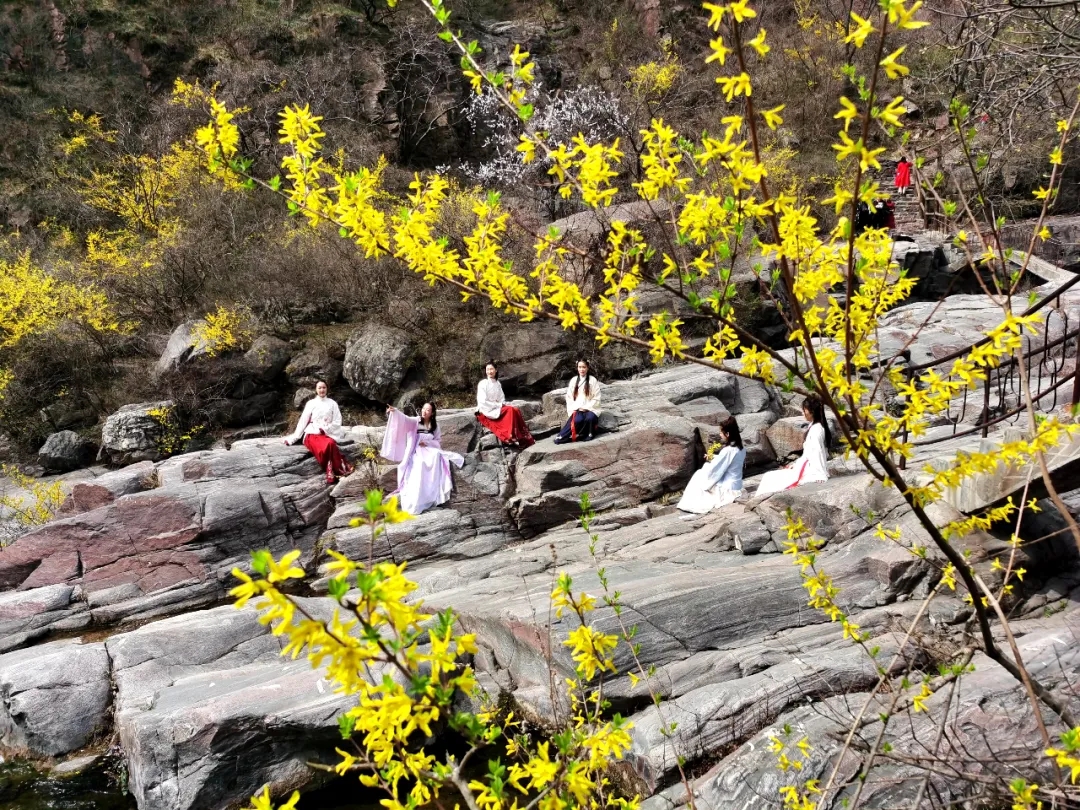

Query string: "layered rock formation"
[1, 330, 1078, 810]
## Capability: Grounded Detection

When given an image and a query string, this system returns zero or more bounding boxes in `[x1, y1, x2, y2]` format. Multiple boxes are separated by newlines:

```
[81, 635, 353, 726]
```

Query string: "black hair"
[573, 359, 592, 400]
[485, 360, 499, 379]
[719, 416, 743, 450]
[802, 395, 832, 450]
[420, 402, 438, 434]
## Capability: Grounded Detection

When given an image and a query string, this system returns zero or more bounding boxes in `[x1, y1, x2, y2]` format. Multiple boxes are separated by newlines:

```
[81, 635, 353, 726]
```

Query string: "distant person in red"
[475, 361, 535, 448]
[895, 156, 912, 196]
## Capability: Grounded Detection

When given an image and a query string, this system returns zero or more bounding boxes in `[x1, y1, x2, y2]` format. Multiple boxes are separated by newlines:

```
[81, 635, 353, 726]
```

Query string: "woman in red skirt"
[475, 360, 535, 448]
[284, 380, 354, 483]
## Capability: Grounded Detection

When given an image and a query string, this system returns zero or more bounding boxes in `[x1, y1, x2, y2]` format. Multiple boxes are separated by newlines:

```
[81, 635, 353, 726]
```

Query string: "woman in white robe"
[554, 360, 602, 444]
[381, 402, 465, 515]
[283, 380, 353, 484]
[756, 396, 831, 497]
[475, 361, 534, 447]
[678, 417, 746, 514]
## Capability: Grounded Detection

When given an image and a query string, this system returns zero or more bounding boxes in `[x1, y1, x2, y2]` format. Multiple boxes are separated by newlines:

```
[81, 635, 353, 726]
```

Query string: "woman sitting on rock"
[381, 402, 465, 515]
[755, 395, 830, 497]
[677, 416, 746, 514]
[475, 360, 535, 448]
[554, 360, 602, 444]
[284, 380, 354, 484]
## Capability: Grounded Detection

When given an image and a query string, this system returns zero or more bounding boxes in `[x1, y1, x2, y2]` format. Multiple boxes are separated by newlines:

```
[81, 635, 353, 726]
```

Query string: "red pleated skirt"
[303, 432, 352, 476]
[477, 405, 535, 448]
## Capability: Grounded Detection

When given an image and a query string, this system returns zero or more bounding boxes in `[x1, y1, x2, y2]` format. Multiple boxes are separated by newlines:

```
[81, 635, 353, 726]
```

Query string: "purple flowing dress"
[380, 410, 465, 515]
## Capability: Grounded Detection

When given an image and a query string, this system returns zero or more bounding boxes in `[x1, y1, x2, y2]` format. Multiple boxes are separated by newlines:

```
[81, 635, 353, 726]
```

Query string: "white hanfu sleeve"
[704, 446, 735, 487]
[327, 401, 343, 439]
[380, 409, 418, 463]
[800, 423, 829, 482]
[288, 399, 315, 444]
[583, 378, 601, 415]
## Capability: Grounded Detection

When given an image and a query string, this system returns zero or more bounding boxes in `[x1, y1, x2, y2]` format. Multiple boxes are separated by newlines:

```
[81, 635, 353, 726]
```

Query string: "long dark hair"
[420, 402, 438, 434]
[719, 416, 743, 450]
[573, 359, 592, 400]
[803, 395, 832, 450]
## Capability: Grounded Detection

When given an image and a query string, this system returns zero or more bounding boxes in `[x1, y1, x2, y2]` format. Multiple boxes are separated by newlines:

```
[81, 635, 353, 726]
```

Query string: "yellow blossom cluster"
[0, 464, 64, 542]
[192, 305, 254, 357]
[769, 726, 820, 810]
[0, 252, 124, 400]
[232, 491, 638, 810]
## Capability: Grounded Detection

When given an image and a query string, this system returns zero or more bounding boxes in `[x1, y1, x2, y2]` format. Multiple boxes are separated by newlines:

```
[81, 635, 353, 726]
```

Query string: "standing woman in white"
[677, 416, 746, 514]
[284, 380, 354, 484]
[755, 396, 831, 497]
[554, 359, 602, 444]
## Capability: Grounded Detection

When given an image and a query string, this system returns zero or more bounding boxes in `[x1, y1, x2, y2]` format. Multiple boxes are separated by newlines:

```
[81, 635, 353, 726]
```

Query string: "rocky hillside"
[3, 0, 1079, 461]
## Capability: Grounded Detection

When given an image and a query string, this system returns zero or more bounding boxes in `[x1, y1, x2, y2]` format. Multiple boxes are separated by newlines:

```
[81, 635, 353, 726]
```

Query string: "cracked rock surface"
[1, 350, 1079, 810]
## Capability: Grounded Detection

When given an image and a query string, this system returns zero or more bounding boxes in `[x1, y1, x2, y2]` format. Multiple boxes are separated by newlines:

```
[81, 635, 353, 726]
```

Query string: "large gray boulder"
[285, 346, 343, 388]
[479, 321, 572, 393]
[509, 416, 699, 536]
[109, 602, 357, 810]
[244, 335, 291, 380]
[0, 639, 111, 756]
[343, 324, 416, 402]
[626, 631, 916, 790]
[417, 490, 937, 727]
[100, 400, 174, 464]
[154, 320, 211, 378]
[644, 617, 1080, 810]
[37, 430, 96, 472]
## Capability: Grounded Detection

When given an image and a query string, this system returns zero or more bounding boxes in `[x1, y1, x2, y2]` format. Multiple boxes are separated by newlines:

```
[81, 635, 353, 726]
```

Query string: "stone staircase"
[875, 157, 923, 234]
[891, 188, 922, 233]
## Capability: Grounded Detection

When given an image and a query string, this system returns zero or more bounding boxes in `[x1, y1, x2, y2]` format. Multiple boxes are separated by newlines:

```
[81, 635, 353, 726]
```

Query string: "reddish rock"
[0, 441, 331, 648]
[57, 484, 115, 516]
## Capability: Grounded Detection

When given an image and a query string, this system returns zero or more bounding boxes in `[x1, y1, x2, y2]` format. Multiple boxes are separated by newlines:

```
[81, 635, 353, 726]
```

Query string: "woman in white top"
[475, 360, 535, 448]
[381, 402, 465, 515]
[678, 416, 746, 514]
[554, 359, 602, 444]
[284, 380, 354, 484]
[756, 396, 831, 497]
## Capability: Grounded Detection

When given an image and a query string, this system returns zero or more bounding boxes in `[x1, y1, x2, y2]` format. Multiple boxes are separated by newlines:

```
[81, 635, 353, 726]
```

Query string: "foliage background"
[1, 0, 1078, 454]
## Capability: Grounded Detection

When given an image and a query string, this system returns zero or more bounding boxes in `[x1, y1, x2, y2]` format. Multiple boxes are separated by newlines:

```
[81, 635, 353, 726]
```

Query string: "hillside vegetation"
[1, 0, 1078, 453]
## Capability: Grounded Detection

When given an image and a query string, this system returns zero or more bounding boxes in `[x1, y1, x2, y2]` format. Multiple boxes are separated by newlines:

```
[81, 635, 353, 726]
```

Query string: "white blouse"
[704, 445, 746, 492]
[476, 379, 506, 420]
[798, 422, 829, 483]
[289, 396, 342, 442]
[565, 375, 602, 416]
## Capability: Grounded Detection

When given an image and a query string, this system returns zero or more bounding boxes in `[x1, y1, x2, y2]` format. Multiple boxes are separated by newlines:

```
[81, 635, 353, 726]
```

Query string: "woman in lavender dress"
[381, 402, 464, 515]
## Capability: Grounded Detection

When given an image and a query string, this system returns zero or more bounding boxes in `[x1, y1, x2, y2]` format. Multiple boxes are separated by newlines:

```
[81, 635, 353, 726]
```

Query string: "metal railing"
[892, 274, 1080, 467]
